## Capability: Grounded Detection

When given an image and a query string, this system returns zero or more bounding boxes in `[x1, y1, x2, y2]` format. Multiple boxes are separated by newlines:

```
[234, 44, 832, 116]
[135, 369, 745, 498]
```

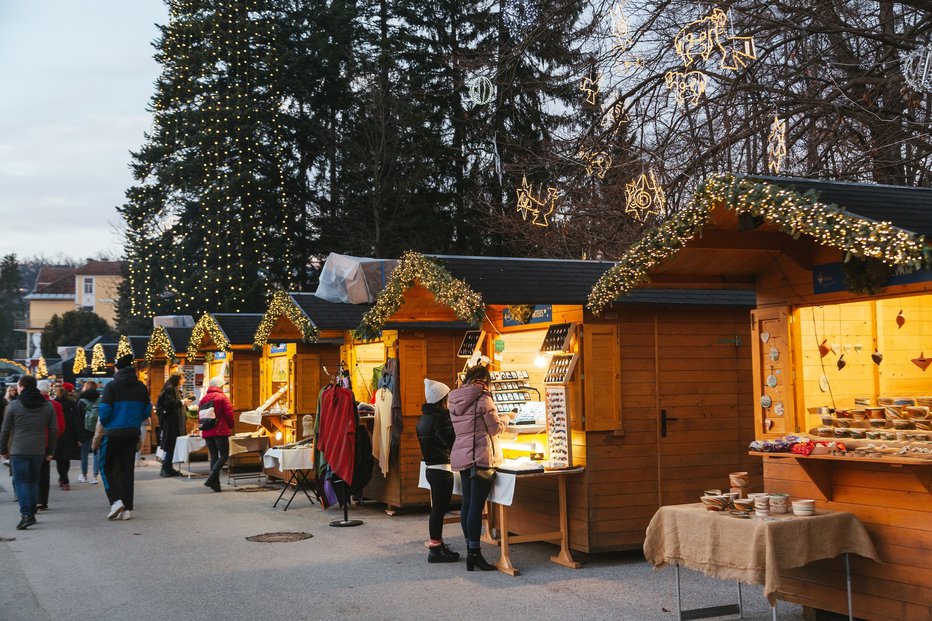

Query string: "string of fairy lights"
[91, 344, 107, 375]
[186, 313, 231, 360]
[145, 326, 177, 363]
[253, 291, 319, 348]
[588, 175, 930, 314]
[355, 252, 486, 340]
[116, 335, 133, 362]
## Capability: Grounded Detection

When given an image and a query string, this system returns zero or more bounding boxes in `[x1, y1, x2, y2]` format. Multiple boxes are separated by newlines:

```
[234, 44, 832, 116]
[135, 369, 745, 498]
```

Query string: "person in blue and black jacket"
[99, 354, 151, 521]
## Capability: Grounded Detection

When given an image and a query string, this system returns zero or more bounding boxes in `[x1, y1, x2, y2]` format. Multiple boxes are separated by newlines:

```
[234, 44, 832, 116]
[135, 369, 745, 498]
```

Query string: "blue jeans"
[11, 455, 44, 517]
[459, 469, 492, 550]
[80, 438, 99, 477]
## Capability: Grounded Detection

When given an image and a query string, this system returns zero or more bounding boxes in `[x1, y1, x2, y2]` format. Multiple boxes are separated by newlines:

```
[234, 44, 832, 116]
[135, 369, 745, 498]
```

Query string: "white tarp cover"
[314, 253, 396, 304]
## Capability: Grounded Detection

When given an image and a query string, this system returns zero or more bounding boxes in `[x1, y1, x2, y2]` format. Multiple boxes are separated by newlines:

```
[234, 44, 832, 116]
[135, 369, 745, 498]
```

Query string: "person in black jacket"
[76, 382, 101, 484]
[417, 378, 459, 563]
[54, 383, 81, 490]
[156, 373, 190, 477]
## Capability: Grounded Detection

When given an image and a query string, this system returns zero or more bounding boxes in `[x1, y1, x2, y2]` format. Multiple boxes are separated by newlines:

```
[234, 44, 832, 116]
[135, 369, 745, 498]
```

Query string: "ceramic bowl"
[733, 498, 754, 512]
[729, 472, 749, 487]
[820, 414, 835, 426]
[866, 407, 885, 418]
[834, 428, 850, 438]
[817, 427, 834, 437]
[836, 409, 852, 419]
[851, 409, 867, 421]
[747, 492, 769, 501]
[792, 499, 815, 516]
[700, 495, 732, 511]
[850, 429, 867, 439]
[881, 431, 896, 440]
[866, 431, 881, 440]
[835, 418, 851, 428]
[893, 419, 914, 430]
[703, 489, 722, 496]
[869, 418, 886, 428]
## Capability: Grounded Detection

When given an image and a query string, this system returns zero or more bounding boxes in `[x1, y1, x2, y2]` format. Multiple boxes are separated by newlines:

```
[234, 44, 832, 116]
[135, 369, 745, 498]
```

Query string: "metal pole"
[736, 581, 744, 619]
[845, 553, 853, 621]
[771, 602, 777, 621]
[675, 564, 683, 621]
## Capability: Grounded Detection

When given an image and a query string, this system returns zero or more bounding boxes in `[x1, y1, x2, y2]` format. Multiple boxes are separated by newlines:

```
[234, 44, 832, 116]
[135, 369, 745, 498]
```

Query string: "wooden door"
[398, 337, 426, 416]
[294, 353, 321, 415]
[582, 323, 622, 431]
[656, 310, 752, 506]
[750, 307, 795, 438]
[231, 358, 255, 411]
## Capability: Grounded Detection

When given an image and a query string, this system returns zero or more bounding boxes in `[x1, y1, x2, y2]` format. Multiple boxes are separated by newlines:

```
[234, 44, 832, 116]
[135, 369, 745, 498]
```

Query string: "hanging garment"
[382, 358, 404, 458]
[317, 385, 357, 484]
[352, 423, 374, 495]
[372, 387, 392, 476]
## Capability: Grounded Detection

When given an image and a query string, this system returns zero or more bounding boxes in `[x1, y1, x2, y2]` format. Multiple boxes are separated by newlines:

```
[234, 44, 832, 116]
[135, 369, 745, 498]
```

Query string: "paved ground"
[0, 458, 804, 621]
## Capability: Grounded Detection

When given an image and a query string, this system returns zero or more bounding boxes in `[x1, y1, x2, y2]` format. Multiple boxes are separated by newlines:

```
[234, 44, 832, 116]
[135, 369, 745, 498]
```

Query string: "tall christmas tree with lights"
[120, 0, 311, 318]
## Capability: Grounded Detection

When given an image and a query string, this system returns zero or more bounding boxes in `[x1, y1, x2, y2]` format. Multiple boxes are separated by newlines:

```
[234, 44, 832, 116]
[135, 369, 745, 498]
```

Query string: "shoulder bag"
[198, 399, 218, 431]
[469, 393, 496, 482]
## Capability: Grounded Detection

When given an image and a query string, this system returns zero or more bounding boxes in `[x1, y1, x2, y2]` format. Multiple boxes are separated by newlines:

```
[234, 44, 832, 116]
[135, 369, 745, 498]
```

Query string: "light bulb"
[275, 431, 283, 441]
[534, 355, 548, 369]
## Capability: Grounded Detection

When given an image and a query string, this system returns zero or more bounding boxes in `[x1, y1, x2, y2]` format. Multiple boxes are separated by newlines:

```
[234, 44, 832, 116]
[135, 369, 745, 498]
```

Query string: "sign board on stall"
[213, 351, 227, 360]
[813, 263, 932, 295]
[270, 344, 288, 355]
[503, 305, 552, 327]
[494, 339, 505, 352]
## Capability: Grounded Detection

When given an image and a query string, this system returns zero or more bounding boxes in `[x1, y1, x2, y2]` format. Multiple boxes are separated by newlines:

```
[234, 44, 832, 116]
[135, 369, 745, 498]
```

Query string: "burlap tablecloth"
[643, 503, 880, 604]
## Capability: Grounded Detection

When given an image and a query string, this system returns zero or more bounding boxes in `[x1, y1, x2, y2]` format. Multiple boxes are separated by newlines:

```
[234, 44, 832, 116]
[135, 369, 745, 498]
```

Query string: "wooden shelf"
[749, 451, 932, 467]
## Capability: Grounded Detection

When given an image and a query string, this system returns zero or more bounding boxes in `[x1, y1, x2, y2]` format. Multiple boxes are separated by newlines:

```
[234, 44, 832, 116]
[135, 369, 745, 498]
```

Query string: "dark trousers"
[100, 435, 138, 510]
[204, 436, 229, 486]
[38, 459, 50, 506]
[56, 458, 71, 485]
[459, 469, 492, 549]
[11, 455, 43, 517]
[160, 425, 180, 473]
[426, 468, 454, 541]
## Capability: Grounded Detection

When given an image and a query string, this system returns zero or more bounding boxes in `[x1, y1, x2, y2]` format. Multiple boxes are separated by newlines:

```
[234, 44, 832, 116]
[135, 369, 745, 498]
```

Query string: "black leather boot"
[466, 548, 495, 571]
[428, 544, 459, 563]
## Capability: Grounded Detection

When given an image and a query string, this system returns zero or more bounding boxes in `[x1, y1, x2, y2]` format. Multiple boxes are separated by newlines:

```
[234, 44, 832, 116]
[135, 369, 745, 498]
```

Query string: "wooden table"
[644, 503, 881, 620]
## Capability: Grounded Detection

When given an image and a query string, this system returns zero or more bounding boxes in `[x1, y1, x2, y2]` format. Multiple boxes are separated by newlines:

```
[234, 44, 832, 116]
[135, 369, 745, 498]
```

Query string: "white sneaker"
[121, 510, 132, 521]
[90, 477, 99, 484]
[107, 500, 125, 520]
[78, 475, 88, 483]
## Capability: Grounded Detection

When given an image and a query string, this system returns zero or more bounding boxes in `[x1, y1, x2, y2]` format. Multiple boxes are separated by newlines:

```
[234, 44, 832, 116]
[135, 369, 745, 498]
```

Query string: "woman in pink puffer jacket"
[449, 365, 511, 571]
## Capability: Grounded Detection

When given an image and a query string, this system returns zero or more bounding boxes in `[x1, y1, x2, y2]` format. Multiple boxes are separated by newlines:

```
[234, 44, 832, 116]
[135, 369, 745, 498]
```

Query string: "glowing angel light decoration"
[624, 170, 666, 222]
[610, 1, 642, 72]
[767, 115, 787, 174]
[516, 175, 560, 227]
[582, 151, 613, 179]
[664, 70, 707, 105]
[580, 73, 602, 106]
[673, 8, 756, 72]
[604, 98, 630, 136]
[902, 44, 932, 93]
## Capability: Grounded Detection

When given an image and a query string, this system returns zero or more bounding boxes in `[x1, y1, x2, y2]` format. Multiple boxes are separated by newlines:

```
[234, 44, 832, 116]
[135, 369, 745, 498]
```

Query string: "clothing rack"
[328, 476, 363, 527]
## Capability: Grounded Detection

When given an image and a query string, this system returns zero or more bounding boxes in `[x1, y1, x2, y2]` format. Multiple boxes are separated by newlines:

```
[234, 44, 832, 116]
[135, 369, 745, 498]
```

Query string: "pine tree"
[0, 254, 25, 358]
[119, 0, 314, 317]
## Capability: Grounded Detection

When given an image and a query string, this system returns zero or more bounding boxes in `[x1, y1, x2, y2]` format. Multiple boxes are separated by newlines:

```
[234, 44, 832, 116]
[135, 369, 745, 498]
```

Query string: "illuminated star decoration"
[767, 115, 788, 174]
[604, 98, 630, 136]
[610, 1, 641, 71]
[467, 75, 495, 106]
[625, 170, 666, 222]
[580, 73, 602, 106]
[664, 71, 707, 105]
[516, 175, 561, 227]
[582, 150, 613, 179]
[901, 44, 932, 93]
[674, 8, 756, 71]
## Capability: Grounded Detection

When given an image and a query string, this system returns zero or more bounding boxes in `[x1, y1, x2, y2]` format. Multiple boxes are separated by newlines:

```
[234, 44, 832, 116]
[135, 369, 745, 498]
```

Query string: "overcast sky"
[0, 1, 168, 262]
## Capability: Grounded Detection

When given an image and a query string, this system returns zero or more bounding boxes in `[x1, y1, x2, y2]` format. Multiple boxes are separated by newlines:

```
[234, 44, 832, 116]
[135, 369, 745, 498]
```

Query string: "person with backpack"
[76, 381, 101, 484]
[199, 376, 235, 493]
[54, 382, 81, 490]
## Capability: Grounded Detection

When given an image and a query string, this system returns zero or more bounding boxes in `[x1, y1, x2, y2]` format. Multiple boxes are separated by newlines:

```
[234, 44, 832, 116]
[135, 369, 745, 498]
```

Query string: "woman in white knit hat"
[416, 378, 459, 563]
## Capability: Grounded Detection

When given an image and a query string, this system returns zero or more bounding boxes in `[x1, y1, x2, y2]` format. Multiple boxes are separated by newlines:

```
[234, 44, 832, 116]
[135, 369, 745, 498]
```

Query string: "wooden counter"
[757, 452, 931, 621]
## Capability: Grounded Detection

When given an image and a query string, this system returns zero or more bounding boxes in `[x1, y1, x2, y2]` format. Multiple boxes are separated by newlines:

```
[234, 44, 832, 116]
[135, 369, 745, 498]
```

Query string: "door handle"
[661, 409, 679, 437]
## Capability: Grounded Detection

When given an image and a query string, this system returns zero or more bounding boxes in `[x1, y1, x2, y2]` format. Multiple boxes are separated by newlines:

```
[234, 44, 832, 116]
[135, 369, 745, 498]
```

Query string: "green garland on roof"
[588, 174, 930, 314]
[355, 251, 485, 340]
[254, 290, 319, 348]
[187, 314, 231, 360]
[145, 326, 175, 362]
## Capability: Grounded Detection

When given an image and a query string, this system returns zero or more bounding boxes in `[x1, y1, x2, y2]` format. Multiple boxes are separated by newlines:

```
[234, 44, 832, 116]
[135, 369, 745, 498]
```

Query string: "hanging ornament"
[760, 394, 772, 408]
[582, 150, 613, 179]
[818, 339, 830, 358]
[896, 309, 906, 328]
[764, 418, 774, 432]
[467, 76, 495, 106]
[673, 8, 756, 72]
[854, 344, 863, 354]
[872, 350, 883, 365]
[901, 44, 932, 94]
[831, 342, 840, 355]
[503, 0, 539, 36]
[515, 175, 560, 227]
[837, 354, 846, 371]
[774, 402, 785, 417]
[624, 170, 666, 222]
[580, 73, 602, 106]
[604, 97, 630, 136]
[767, 115, 787, 174]
[766, 373, 778, 388]
[610, 1, 642, 71]
[760, 332, 770, 343]
[819, 374, 830, 392]
[769, 347, 779, 362]
[911, 352, 931, 372]
[664, 70, 707, 105]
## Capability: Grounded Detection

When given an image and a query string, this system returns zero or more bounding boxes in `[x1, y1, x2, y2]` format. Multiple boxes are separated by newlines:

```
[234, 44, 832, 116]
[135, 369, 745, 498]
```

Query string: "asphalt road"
[0, 458, 803, 621]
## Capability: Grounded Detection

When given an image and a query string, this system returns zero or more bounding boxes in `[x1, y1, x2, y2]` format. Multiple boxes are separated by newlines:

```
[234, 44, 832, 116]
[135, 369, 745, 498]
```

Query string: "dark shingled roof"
[616, 289, 756, 307]
[429, 256, 617, 304]
[383, 321, 475, 331]
[750, 175, 932, 237]
[290, 293, 370, 331]
[128, 336, 150, 360]
[33, 266, 76, 295]
[212, 314, 264, 345]
[165, 327, 193, 352]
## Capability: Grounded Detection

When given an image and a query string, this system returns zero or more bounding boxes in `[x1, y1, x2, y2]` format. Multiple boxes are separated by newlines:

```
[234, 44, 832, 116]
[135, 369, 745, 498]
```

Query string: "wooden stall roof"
[750, 175, 932, 236]
[188, 313, 263, 358]
[588, 175, 932, 312]
[128, 336, 150, 360]
[292, 293, 370, 330]
[383, 321, 475, 330]
[146, 326, 192, 361]
[212, 314, 264, 345]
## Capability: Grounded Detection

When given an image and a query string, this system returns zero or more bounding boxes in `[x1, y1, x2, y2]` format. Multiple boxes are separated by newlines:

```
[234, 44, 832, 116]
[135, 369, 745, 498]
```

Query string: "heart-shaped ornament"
[831, 343, 840, 355]
[837, 354, 846, 371]
[872, 351, 883, 365]
[896, 310, 905, 328]
[764, 418, 774, 431]
[818, 339, 830, 358]
[760, 332, 770, 343]
[854, 344, 863, 354]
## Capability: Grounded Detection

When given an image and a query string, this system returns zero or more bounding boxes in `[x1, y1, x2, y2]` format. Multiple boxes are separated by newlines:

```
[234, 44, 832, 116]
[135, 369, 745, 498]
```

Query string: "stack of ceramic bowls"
[769, 493, 789, 514]
[749, 493, 769, 517]
[792, 499, 815, 516]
